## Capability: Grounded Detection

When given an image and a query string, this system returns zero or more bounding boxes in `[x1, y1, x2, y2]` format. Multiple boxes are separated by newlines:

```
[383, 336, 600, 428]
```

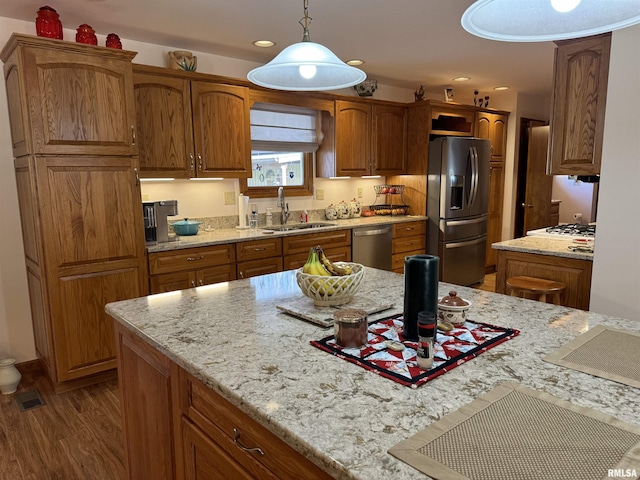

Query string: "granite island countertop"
[148, 215, 427, 253]
[492, 235, 594, 261]
[106, 268, 638, 479]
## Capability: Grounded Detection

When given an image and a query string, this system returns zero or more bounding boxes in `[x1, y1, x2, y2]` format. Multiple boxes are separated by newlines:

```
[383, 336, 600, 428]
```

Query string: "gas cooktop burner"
[546, 223, 596, 237]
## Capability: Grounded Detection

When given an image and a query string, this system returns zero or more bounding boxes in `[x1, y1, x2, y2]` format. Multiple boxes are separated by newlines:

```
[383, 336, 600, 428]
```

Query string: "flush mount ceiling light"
[462, 0, 640, 42]
[247, 0, 366, 91]
[253, 40, 275, 48]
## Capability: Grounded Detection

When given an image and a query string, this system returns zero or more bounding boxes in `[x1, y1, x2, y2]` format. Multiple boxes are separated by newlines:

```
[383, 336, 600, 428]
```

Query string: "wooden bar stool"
[506, 276, 566, 305]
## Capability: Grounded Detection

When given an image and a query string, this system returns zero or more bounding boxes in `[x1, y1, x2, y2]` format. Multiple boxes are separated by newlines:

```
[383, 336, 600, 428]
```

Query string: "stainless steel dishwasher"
[352, 225, 393, 271]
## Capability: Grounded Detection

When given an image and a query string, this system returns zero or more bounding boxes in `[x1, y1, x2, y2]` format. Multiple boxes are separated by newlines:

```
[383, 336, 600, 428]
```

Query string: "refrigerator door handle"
[444, 237, 486, 249]
[469, 146, 479, 207]
[444, 217, 486, 227]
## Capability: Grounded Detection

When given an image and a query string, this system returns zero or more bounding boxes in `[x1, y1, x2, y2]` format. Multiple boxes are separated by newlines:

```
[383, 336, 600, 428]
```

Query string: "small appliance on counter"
[143, 200, 179, 245]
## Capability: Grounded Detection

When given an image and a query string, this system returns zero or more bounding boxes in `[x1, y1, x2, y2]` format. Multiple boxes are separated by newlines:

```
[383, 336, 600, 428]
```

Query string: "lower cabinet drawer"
[283, 245, 351, 271]
[150, 265, 236, 294]
[283, 230, 351, 256]
[149, 244, 235, 275]
[392, 249, 426, 273]
[236, 238, 283, 262]
[392, 234, 426, 255]
[182, 417, 267, 480]
[392, 220, 426, 239]
[181, 370, 332, 479]
[237, 257, 283, 279]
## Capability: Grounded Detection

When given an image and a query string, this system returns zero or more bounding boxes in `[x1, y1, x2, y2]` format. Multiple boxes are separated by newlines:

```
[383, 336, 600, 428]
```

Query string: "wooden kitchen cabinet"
[392, 220, 426, 273]
[475, 112, 508, 162]
[548, 33, 611, 175]
[283, 229, 352, 270]
[317, 100, 406, 177]
[1, 34, 137, 158]
[112, 322, 332, 479]
[133, 65, 252, 179]
[372, 104, 407, 175]
[133, 72, 194, 177]
[475, 112, 508, 272]
[496, 249, 592, 310]
[114, 322, 180, 480]
[485, 162, 505, 271]
[2, 34, 148, 391]
[149, 244, 236, 293]
[236, 237, 283, 279]
[550, 201, 560, 226]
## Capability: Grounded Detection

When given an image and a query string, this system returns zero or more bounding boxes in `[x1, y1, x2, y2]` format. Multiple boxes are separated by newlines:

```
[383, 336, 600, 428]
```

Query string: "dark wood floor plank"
[0, 369, 124, 480]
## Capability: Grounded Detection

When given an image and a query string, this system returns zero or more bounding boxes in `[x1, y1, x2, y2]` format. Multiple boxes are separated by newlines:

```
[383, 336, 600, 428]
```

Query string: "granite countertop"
[106, 268, 638, 480]
[148, 215, 427, 253]
[492, 235, 594, 261]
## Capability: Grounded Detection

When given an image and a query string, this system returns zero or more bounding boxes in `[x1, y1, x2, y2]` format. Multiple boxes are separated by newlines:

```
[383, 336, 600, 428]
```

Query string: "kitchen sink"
[263, 223, 336, 232]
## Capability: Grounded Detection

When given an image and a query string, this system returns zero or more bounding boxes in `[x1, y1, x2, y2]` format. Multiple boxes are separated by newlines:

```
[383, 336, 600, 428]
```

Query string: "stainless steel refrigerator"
[427, 137, 491, 286]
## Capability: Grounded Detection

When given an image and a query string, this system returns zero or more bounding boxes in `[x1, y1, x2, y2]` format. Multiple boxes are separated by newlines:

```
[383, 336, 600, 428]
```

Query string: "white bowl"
[296, 263, 365, 306]
[437, 300, 472, 325]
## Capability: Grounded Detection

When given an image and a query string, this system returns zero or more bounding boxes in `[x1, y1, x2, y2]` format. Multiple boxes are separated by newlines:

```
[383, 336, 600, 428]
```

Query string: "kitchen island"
[106, 267, 639, 479]
[493, 236, 594, 310]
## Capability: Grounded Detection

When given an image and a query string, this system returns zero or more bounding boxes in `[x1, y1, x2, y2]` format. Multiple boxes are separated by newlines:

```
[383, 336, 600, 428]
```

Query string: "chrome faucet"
[277, 186, 290, 225]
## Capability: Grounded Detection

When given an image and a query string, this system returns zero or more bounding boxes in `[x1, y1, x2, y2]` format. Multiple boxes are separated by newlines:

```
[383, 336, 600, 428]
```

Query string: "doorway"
[514, 118, 553, 238]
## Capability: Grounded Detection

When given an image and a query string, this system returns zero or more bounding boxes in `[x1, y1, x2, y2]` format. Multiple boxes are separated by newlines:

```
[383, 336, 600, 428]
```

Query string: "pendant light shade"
[247, 0, 366, 91]
[462, 0, 640, 42]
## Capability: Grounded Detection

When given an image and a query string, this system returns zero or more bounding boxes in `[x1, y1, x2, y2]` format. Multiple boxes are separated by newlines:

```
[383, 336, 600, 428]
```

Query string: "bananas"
[302, 247, 331, 276]
[316, 246, 353, 276]
[302, 247, 334, 295]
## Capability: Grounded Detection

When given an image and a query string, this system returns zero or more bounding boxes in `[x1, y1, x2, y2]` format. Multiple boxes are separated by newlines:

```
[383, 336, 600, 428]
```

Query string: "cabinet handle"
[252, 247, 266, 252]
[198, 154, 203, 171]
[133, 167, 139, 186]
[233, 428, 264, 456]
[239, 271, 244, 278]
[187, 256, 204, 261]
[131, 126, 136, 145]
[405, 227, 414, 231]
[189, 153, 195, 172]
[199, 279, 203, 286]
[191, 280, 196, 287]
[405, 241, 415, 246]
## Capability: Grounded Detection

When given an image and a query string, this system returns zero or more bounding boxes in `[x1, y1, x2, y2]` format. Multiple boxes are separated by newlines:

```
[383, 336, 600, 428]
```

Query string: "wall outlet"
[224, 192, 236, 205]
[316, 188, 325, 200]
[141, 194, 149, 201]
[357, 187, 363, 199]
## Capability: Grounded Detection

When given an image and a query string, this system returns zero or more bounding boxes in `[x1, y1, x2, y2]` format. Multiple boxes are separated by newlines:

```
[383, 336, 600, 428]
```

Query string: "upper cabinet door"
[475, 112, 508, 162]
[191, 82, 251, 178]
[372, 104, 406, 175]
[15, 39, 138, 156]
[335, 100, 371, 176]
[133, 72, 194, 178]
[548, 33, 611, 175]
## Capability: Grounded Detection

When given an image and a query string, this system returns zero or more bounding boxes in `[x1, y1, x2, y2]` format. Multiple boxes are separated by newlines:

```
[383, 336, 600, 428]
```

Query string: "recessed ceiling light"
[453, 76, 470, 82]
[253, 40, 275, 48]
[346, 59, 364, 66]
[494, 86, 510, 91]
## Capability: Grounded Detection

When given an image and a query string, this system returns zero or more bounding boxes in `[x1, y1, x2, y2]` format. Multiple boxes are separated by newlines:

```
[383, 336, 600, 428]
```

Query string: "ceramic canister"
[0, 359, 21, 394]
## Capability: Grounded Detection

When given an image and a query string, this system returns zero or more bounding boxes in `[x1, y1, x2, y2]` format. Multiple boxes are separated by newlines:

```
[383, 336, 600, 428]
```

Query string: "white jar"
[0, 358, 21, 394]
[265, 208, 273, 227]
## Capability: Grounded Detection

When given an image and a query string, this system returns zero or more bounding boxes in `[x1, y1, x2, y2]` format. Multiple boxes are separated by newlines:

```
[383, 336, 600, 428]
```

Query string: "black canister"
[403, 254, 439, 341]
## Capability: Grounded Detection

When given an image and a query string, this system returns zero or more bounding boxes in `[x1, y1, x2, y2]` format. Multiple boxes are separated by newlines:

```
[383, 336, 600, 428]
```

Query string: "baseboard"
[15, 358, 44, 376]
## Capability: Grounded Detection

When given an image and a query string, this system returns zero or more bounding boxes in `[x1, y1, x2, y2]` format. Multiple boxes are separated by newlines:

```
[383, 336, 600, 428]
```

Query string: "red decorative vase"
[76, 24, 97, 45]
[35, 6, 63, 40]
[105, 33, 122, 49]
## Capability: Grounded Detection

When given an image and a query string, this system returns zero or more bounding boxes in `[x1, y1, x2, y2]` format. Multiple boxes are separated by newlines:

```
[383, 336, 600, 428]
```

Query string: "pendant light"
[462, 0, 640, 42]
[247, 0, 366, 91]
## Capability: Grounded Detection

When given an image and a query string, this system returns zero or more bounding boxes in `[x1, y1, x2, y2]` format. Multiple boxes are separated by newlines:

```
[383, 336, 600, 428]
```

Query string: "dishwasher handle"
[353, 226, 392, 237]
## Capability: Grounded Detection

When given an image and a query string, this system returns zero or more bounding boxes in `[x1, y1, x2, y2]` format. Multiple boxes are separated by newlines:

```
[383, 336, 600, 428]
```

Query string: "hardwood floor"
[0, 368, 124, 480]
[474, 272, 497, 293]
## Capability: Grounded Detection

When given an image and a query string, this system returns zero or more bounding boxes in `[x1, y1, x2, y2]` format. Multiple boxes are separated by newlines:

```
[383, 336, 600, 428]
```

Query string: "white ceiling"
[0, 0, 558, 98]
